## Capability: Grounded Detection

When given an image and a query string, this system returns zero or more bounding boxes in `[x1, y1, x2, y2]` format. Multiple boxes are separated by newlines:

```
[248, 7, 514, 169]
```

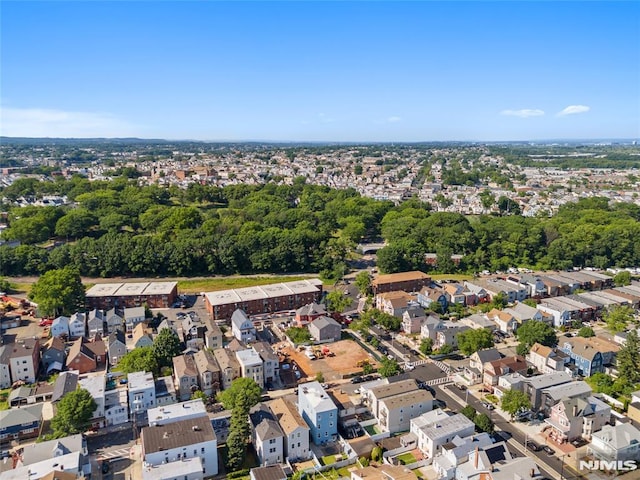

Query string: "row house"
[105, 386, 129, 426]
[514, 274, 547, 298]
[253, 342, 279, 385]
[173, 354, 200, 401]
[250, 403, 285, 466]
[503, 302, 550, 325]
[194, 348, 221, 396]
[298, 381, 338, 445]
[526, 343, 570, 375]
[236, 348, 265, 389]
[371, 271, 431, 295]
[269, 397, 311, 462]
[213, 348, 240, 390]
[204, 319, 223, 350]
[41, 336, 66, 374]
[128, 371, 157, 416]
[472, 279, 528, 303]
[545, 395, 610, 443]
[416, 287, 449, 312]
[521, 371, 573, 412]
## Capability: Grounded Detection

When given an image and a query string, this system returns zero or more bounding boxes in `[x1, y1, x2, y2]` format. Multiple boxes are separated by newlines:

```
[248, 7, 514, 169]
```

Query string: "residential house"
[0, 346, 11, 389]
[41, 336, 66, 374]
[68, 312, 86, 338]
[51, 370, 79, 406]
[250, 404, 285, 466]
[1, 455, 85, 480]
[460, 314, 497, 331]
[503, 302, 548, 325]
[141, 416, 218, 477]
[141, 457, 205, 480]
[375, 291, 416, 318]
[131, 322, 154, 349]
[78, 375, 106, 429]
[250, 465, 287, 480]
[298, 381, 338, 445]
[269, 397, 311, 462]
[182, 314, 207, 348]
[410, 409, 475, 458]
[173, 354, 200, 401]
[560, 336, 619, 377]
[486, 309, 518, 334]
[107, 330, 127, 366]
[402, 308, 429, 334]
[105, 308, 124, 333]
[213, 348, 241, 390]
[65, 337, 105, 374]
[0, 404, 43, 443]
[442, 283, 472, 306]
[51, 316, 70, 338]
[462, 282, 489, 304]
[253, 342, 279, 385]
[104, 387, 129, 426]
[545, 396, 610, 443]
[541, 381, 593, 415]
[295, 302, 327, 327]
[365, 379, 419, 418]
[521, 372, 573, 412]
[378, 389, 434, 434]
[432, 432, 493, 480]
[350, 464, 419, 480]
[588, 423, 640, 464]
[518, 274, 548, 298]
[236, 348, 264, 389]
[231, 309, 257, 343]
[416, 287, 449, 312]
[435, 324, 470, 350]
[87, 309, 105, 338]
[308, 316, 342, 342]
[8, 338, 40, 384]
[128, 371, 157, 416]
[204, 319, 223, 350]
[371, 271, 431, 295]
[456, 442, 539, 480]
[483, 356, 527, 391]
[464, 348, 501, 385]
[148, 399, 208, 427]
[526, 343, 570, 375]
[124, 306, 146, 333]
[155, 375, 178, 407]
[537, 298, 577, 327]
[538, 275, 572, 297]
[194, 348, 221, 396]
[420, 317, 445, 341]
[17, 434, 90, 477]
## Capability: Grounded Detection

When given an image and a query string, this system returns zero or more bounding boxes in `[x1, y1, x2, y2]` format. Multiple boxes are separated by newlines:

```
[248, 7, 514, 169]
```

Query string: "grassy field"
[430, 273, 474, 281]
[397, 452, 417, 465]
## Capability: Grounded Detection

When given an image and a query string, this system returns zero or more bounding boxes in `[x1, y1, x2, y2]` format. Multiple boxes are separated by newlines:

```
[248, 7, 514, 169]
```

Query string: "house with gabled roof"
[131, 322, 153, 349]
[194, 348, 221, 396]
[105, 308, 124, 333]
[17, 434, 90, 477]
[560, 336, 619, 377]
[376, 291, 417, 318]
[269, 397, 311, 462]
[0, 403, 43, 442]
[308, 315, 341, 342]
[231, 309, 256, 343]
[68, 312, 86, 338]
[123, 306, 146, 332]
[588, 423, 640, 464]
[213, 348, 240, 390]
[483, 356, 527, 391]
[526, 342, 569, 375]
[41, 336, 66, 373]
[107, 330, 127, 366]
[87, 309, 105, 338]
[65, 337, 105, 374]
[8, 338, 40, 384]
[51, 316, 70, 338]
[250, 404, 285, 466]
[295, 302, 327, 327]
[173, 354, 199, 401]
[402, 307, 429, 334]
[545, 395, 610, 443]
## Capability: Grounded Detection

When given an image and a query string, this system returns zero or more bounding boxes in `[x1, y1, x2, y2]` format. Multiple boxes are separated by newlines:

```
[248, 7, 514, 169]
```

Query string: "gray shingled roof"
[142, 416, 215, 454]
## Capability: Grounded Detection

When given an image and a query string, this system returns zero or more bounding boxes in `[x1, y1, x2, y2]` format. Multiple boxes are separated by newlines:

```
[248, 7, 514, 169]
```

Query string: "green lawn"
[397, 452, 417, 465]
[321, 454, 337, 466]
[364, 424, 381, 435]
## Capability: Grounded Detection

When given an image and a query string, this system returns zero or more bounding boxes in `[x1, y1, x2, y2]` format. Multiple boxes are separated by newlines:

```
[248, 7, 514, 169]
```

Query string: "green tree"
[286, 327, 312, 344]
[362, 362, 374, 375]
[117, 347, 159, 376]
[315, 372, 325, 383]
[191, 390, 208, 402]
[617, 330, 640, 385]
[605, 305, 635, 333]
[419, 338, 433, 355]
[438, 344, 454, 355]
[501, 389, 531, 419]
[371, 446, 383, 462]
[217, 377, 262, 411]
[28, 267, 85, 317]
[355, 271, 372, 296]
[326, 289, 351, 313]
[515, 321, 557, 355]
[152, 328, 182, 368]
[577, 326, 595, 338]
[457, 329, 494, 356]
[461, 405, 477, 420]
[474, 413, 494, 434]
[613, 271, 632, 287]
[51, 388, 97, 437]
[226, 405, 250, 472]
[378, 357, 400, 378]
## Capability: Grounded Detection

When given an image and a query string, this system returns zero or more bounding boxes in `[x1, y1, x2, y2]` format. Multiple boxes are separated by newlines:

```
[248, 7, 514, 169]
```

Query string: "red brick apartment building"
[371, 271, 432, 295]
[204, 279, 323, 320]
[85, 281, 178, 310]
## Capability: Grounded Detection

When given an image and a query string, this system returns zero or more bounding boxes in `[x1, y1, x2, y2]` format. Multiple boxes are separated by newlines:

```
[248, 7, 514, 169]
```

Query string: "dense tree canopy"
[117, 347, 159, 376]
[457, 328, 494, 356]
[500, 389, 531, 418]
[51, 388, 97, 437]
[28, 267, 85, 317]
[152, 329, 182, 368]
[217, 377, 262, 410]
[515, 321, 557, 356]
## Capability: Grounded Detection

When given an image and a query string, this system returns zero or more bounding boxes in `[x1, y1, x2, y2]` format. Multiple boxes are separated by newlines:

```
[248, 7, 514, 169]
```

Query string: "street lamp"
[560, 454, 566, 480]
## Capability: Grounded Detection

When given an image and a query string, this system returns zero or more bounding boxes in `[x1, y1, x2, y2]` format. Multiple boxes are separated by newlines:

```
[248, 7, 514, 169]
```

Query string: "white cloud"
[0, 106, 141, 137]
[557, 105, 590, 116]
[500, 109, 545, 118]
[387, 116, 402, 123]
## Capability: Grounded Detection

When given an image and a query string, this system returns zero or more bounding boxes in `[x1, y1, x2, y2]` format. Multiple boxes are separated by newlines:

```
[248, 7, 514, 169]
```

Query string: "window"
[201, 448, 205, 453]
[269, 439, 275, 444]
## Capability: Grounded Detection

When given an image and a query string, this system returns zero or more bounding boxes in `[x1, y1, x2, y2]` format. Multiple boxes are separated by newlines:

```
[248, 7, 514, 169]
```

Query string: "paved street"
[437, 383, 586, 480]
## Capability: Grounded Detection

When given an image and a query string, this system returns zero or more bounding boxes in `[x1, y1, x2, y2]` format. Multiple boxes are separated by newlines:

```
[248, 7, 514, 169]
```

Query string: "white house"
[141, 457, 204, 480]
[148, 399, 208, 426]
[104, 388, 129, 426]
[588, 423, 640, 463]
[236, 348, 264, 388]
[68, 312, 86, 338]
[124, 306, 146, 332]
[410, 409, 475, 458]
[128, 371, 156, 416]
[141, 416, 218, 477]
[231, 309, 256, 343]
[51, 316, 70, 338]
[250, 404, 285, 466]
[87, 309, 105, 337]
[269, 397, 311, 462]
[78, 374, 105, 429]
[378, 389, 433, 434]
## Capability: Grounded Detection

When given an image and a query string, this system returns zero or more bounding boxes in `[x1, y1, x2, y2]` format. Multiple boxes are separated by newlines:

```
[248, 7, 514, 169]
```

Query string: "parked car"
[482, 402, 495, 410]
[525, 440, 542, 452]
[542, 445, 555, 455]
[351, 376, 363, 384]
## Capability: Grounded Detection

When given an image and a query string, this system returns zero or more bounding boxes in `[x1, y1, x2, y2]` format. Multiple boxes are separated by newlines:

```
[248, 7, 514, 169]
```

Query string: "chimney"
[573, 404, 578, 417]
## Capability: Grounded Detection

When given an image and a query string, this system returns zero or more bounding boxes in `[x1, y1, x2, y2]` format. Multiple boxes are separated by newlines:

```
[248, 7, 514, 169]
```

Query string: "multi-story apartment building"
[128, 371, 156, 416]
[269, 397, 311, 462]
[236, 348, 264, 389]
[298, 381, 338, 445]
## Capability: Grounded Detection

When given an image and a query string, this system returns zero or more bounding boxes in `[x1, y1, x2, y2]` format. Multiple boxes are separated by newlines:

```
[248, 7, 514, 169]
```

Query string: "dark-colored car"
[525, 440, 542, 452]
[101, 462, 110, 474]
[351, 376, 363, 384]
[542, 445, 555, 455]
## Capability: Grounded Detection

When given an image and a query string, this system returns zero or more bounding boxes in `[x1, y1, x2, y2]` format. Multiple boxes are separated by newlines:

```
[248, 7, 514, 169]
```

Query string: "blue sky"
[1, 1, 639, 141]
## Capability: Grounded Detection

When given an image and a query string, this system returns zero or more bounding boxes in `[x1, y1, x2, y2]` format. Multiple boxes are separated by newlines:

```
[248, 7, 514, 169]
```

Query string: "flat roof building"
[86, 281, 178, 309]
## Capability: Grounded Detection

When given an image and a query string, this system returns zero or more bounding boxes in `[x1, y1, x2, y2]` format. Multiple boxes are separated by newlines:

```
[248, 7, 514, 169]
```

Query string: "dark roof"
[310, 315, 341, 330]
[484, 443, 509, 464]
[142, 416, 215, 454]
[109, 330, 126, 345]
[52, 371, 78, 403]
[250, 403, 276, 427]
[250, 465, 287, 480]
[255, 418, 284, 442]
